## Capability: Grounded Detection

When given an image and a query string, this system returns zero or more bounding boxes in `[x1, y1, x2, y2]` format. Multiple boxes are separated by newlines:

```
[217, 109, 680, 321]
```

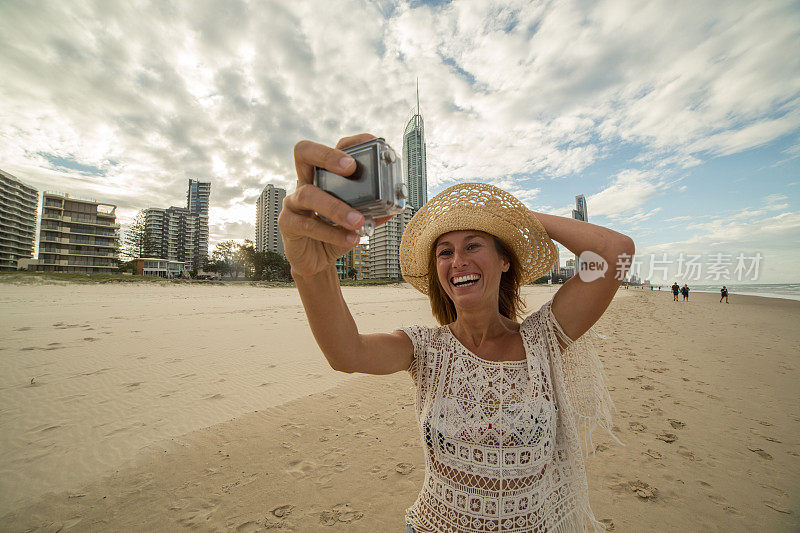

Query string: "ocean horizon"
[644, 283, 800, 302]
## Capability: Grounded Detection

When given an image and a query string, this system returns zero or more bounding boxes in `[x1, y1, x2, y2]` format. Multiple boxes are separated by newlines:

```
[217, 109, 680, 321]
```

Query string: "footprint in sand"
[629, 422, 646, 432]
[656, 432, 677, 443]
[677, 446, 698, 461]
[764, 501, 793, 515]
[271, 504, 295, 518]
[641, 384, 654, 390]
[599, 518, 615, 531]
[396, 462, 415, 475]
[708, 494, 741, 515]
[643, 449, 662, 459]
[628, 480, 657, 500]
[319, 503, 363, 526]
[668, 419, 686, 429]
[748, 447, 773, 460]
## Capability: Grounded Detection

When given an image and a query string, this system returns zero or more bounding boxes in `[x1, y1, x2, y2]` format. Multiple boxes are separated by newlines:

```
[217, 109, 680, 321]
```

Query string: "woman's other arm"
[279, 134, 413, 375]
[533, 213, 635, 343]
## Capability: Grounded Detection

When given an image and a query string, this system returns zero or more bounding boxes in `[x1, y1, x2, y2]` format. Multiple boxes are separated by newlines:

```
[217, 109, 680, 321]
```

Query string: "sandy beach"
[0, 281, 798, 532]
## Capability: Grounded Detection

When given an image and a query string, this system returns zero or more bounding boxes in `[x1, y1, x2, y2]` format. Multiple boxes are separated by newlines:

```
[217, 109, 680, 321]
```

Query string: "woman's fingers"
[284, 184, 364, 231]
[335, 133, 376, 150]
[293, 140, 357, 184]
[279, 209, 359, 247]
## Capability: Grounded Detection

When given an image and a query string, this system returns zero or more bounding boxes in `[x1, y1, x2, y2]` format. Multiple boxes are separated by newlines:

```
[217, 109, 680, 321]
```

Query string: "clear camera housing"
[314, 138, 407, 237]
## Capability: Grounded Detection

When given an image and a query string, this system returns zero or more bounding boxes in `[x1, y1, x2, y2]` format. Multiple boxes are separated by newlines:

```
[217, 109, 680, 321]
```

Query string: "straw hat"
[399, 183, 558, 294]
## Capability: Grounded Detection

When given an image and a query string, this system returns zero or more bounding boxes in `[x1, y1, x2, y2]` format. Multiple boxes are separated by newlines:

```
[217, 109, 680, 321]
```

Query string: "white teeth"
[452, 274, 480, 286]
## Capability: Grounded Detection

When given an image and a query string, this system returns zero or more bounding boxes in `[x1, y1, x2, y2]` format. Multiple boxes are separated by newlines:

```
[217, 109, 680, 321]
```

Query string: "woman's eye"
[438, 249, 453, 257]
[467, 243, 480, 250]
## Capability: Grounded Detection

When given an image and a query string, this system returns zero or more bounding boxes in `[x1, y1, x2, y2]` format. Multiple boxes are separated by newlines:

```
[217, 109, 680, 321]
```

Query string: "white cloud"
[640, 209, 800, 283]
[0, 0, 797, 269]
[585, 169, 668, 219]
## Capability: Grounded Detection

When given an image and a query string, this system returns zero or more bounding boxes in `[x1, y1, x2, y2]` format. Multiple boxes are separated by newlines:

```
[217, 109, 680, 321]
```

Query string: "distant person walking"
[672, 282, 680, 301]
[682, 284, 690, 301]
[720, 286, 729, 303]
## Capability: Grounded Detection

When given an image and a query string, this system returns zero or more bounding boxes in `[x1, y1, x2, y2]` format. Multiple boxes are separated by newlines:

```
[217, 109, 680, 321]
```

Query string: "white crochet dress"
[401, 299, 615, 533]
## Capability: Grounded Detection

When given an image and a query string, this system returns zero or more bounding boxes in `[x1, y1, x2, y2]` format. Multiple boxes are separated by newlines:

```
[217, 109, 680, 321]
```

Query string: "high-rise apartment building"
[403, 82, 427, 211]
[255, 184, 286, 255]
[36, 191, 119, 274]
[335, 242, 370, 280]
[144, 207, 198, 267]
[350, 243, 369, 279]
[369, 207, 413, 279]
[187, 179, 211, 268]
[572, 195, 587, 222]
[571, 195, 587, 271]
[549, 246, 560, 280]
[141, 180, 210, 271]
[0, 169, 38, 271]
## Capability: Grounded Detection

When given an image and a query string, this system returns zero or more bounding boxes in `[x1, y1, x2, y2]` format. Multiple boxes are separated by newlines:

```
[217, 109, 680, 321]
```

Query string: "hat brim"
[399, 184, 557, 295]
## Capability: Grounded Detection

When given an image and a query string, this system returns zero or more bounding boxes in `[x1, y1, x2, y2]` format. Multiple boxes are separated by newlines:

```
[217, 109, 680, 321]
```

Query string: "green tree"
[121, 210, 153, 261]
[211, 240, 239, 278]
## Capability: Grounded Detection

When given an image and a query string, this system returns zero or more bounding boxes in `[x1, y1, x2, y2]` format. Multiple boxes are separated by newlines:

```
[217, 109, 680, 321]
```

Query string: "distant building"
[0, 169, 38, 271]
[144, 207, 199, 268]
[36, 191, 119, 274]
[403, 82, 427, 211]
[255, 184, 286, 255]
[335, 243, 370, 280]
[143, 180, 211, 271]
[369, 85, 428, 280]
[350, 243, 369, 279]
[572, 195, 587, 222]
[571, 195, 587, 271]
[369, 207, 413, 279]
[133, 257, 190, 278]
[186, 179, 211, 268]
[549, 247, 560, 279]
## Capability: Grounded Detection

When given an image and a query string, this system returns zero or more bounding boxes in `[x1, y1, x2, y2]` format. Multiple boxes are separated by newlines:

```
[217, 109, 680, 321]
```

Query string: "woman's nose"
[452, 250, 468, 267]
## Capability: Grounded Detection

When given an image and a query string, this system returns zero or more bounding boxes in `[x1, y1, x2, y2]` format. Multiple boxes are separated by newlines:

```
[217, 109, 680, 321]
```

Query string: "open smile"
[450, 273, 481, 288]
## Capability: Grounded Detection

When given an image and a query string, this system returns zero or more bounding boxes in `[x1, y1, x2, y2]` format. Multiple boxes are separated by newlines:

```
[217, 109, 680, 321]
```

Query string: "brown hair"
[427, 236, 525, 325]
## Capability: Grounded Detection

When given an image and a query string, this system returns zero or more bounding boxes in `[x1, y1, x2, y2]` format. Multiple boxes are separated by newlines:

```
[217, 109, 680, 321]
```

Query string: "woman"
[280, 133, 635, 532]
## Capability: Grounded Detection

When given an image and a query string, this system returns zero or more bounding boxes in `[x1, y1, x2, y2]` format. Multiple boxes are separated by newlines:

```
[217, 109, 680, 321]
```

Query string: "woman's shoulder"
[398, 323, 448, 345]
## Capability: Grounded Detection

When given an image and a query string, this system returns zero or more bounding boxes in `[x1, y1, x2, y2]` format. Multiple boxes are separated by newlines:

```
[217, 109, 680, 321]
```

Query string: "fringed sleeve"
[399, 325, 429, 384]
[535, 299, 622, 457]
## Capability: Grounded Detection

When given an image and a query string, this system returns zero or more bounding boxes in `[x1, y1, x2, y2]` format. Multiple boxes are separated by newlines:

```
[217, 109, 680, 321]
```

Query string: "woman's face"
[434, 230, 509, 312]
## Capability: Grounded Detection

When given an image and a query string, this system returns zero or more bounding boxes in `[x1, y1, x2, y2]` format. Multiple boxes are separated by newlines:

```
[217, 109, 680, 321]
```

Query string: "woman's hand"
[279, 134, 377, 278]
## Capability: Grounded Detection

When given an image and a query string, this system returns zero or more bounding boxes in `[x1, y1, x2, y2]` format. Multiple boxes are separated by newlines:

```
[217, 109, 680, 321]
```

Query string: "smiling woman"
[280, 134, 635, 533]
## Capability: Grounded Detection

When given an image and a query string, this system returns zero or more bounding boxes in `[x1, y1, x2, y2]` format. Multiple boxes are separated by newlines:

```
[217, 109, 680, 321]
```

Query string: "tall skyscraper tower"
[370, 83, 428, 279]
[572, 195, 587, 222]
[187, 179, 211, 269]
[571, 195, 587, 271]
[403, 80, 427, 211]
[255, 184, 286, 255]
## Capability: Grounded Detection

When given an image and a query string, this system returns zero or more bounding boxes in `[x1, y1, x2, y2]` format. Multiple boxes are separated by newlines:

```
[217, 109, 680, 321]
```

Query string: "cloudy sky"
[1, 0, 798, 283]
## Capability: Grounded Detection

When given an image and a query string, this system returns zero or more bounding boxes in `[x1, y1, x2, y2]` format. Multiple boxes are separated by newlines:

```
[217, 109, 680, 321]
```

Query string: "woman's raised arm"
[533, 212, 635, 343]
[279, 134, 413, 374]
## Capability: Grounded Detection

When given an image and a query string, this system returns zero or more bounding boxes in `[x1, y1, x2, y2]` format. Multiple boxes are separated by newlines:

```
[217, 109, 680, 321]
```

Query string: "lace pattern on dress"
[401, 299, 615, 533]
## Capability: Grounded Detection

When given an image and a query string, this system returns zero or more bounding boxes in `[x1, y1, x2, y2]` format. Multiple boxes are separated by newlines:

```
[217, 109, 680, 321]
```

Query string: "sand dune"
[0, 283, 797, 532]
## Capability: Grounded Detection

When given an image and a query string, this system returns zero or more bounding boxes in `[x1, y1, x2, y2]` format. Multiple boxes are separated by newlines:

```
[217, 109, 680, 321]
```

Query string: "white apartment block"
[255, 184, 286, 255]
[37, 191, 120, 274]
[0, 169, 38, 271]
[187, 179, 210, 267]
[144, 207, 200, 269]
[369, 206, 413, 279]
